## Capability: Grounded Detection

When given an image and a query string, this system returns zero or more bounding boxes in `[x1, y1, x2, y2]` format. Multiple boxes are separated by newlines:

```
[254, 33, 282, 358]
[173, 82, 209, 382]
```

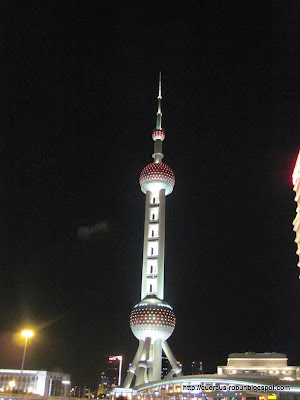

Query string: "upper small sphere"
[140, 162, 175, 195]
[152, 129, 165, 141]
[130, 296, 176, 342]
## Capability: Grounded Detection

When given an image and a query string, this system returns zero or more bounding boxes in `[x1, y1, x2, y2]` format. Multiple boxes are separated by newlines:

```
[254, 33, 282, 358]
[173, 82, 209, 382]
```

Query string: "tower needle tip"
[158, 72, 162, 98]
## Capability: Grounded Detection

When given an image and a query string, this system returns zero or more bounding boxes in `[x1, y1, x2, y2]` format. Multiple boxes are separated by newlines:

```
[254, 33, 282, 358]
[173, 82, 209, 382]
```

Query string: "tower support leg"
[162, 341, 182, 377]
[123, 340, 144, 388]
[135, 337, 151, 386]
[152, 339, 162, 381]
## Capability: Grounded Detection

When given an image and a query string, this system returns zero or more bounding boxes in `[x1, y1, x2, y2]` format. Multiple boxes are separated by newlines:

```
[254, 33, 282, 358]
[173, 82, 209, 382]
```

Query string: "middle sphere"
[130, 296, 176, 342]
[139, 162, 175, 195]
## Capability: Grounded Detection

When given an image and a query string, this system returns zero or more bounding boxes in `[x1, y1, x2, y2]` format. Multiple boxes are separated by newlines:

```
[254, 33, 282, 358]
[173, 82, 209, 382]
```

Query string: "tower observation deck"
[123, 75, 182, 388]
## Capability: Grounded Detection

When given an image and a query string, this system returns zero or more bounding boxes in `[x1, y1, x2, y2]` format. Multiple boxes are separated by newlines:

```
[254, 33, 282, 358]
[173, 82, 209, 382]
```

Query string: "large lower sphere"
[130, 296, 175, 342]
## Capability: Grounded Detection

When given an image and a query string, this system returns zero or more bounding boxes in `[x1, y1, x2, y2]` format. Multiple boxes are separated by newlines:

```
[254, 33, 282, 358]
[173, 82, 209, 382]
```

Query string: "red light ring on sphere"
[130, 305, 176, 329]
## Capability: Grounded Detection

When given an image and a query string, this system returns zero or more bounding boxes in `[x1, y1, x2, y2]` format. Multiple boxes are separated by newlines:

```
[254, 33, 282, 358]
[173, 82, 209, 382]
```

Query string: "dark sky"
[2, 0, 299, 390]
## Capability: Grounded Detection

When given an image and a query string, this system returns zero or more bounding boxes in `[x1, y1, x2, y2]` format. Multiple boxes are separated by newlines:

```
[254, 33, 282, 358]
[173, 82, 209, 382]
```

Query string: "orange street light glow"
[21, 330, 34, 339]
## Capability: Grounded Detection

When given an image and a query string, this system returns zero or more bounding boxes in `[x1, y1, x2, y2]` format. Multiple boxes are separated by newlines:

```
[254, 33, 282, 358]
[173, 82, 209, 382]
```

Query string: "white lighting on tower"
[123, 74, 182, 388]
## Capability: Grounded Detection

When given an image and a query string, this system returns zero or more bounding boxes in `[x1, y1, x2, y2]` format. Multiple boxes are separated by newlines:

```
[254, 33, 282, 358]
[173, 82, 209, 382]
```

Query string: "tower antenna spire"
[158, 71, 162, 97]
[156, 72, 162, 130]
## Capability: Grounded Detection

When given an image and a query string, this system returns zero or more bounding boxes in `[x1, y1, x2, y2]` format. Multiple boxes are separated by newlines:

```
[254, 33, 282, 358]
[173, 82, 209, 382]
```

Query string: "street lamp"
[62, 380, 71, 399]
[19, 330, 34, 393]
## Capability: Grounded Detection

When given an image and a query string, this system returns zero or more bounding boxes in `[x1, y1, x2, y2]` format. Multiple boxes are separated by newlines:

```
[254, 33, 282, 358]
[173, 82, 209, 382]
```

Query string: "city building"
[191, 361, 203, 375]
[161, 357, 171, 379]
[123, 74, 182, 388]
[292, 150, 300, 278]
[97, 356, 122, 396]
[107, 357, 120, 388]
[217, 352, 300, 380]
[0, 369, 71, 396]
[97, 372, 110, 398]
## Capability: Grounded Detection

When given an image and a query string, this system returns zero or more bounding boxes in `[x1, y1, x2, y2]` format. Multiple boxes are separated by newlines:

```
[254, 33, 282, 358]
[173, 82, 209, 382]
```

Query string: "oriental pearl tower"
[124, 74, 182, 388]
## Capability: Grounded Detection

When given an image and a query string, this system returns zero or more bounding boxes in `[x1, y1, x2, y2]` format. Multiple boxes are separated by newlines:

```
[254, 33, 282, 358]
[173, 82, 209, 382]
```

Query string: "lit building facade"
[97, 372, 110, 397]
[161, 357, 171, 379]
[217, 353, 300, 380]
[107, 358, 119, 388]
[123, 75, 182, 388]
[292, 151, 300, 278]
[0, 369, 70, 396]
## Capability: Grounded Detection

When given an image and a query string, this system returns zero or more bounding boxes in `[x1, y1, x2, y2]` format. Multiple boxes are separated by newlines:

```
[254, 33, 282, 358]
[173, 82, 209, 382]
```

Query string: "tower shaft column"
[141, 189, 165, 300]
[141, 191, 151, 299]
[157, 189, 166, 300]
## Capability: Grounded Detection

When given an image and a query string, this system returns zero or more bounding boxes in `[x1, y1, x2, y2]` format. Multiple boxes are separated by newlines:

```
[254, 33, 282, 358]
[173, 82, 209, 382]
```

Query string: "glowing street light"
[21, 330, 34, 339]
[62, 380, 71, 398]
[21, 330, 34, 371]
[18, 329, 34, 393]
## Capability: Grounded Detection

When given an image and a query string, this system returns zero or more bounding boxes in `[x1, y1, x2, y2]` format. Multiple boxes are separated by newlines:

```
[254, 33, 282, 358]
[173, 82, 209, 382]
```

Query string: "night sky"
[2, 1, 299, 390]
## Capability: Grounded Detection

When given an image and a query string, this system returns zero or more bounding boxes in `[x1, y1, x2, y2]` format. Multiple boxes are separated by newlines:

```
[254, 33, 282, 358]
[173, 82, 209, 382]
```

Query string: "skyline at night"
[2, 1, 299, 389]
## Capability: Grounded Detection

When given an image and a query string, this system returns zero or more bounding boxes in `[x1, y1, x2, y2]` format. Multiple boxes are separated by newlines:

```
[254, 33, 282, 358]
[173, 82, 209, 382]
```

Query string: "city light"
[62, 380, 70, 398]
[18, 329, 34, 393]
[21, 330, 34, 339]
[8, 381, 15, 389]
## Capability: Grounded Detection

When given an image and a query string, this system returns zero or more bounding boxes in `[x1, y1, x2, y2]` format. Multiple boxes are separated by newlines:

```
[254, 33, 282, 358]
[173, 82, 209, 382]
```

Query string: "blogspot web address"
[182, 384, 290, 392]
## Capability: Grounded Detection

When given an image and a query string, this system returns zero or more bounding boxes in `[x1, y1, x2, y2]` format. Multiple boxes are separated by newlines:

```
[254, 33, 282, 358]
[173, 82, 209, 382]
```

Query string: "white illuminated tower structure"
[124, 75, 182, 388]
[292, 150, 300, 278]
